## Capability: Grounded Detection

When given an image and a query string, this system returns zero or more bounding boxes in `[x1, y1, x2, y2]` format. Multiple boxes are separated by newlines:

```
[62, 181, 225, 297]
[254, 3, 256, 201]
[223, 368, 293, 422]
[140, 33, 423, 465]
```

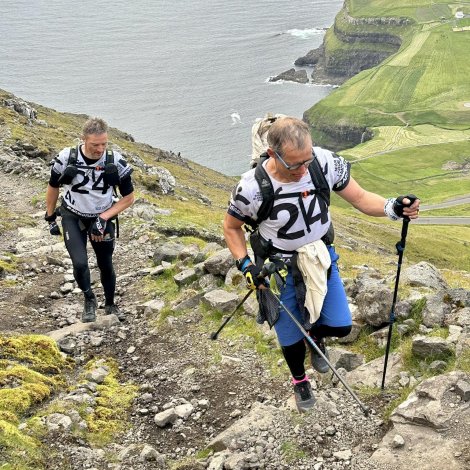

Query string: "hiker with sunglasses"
[223, 116, 420, 412]
[45, 117, 135, 323]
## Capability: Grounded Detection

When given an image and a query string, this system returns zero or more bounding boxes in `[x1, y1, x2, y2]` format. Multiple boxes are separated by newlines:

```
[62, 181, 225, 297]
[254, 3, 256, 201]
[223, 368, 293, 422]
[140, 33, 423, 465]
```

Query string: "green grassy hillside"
[302, 1, 469, 271]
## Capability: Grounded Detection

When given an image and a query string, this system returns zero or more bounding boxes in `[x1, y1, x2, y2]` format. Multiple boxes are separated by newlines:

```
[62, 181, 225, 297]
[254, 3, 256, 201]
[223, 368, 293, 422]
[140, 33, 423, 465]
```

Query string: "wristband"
[384, 198, 400, 221]
[236, 255, 252, 272]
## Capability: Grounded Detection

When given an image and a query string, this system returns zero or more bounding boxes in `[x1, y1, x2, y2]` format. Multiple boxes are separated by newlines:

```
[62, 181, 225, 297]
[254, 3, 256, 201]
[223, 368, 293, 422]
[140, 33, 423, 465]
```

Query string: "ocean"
[0, 0, 343, 175]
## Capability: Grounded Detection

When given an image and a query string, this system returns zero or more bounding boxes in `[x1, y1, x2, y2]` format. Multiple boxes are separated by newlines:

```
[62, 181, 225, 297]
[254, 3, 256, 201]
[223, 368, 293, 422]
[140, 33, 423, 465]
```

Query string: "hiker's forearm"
[45, 185, 60, 217]
[223, 214, 248, 260]
[337, 177, 387, 217]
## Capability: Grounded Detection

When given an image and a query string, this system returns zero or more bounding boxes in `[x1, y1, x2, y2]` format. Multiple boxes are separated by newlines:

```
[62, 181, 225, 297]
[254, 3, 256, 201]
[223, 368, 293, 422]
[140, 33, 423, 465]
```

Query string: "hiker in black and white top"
[45, 117, 134, 323]
[224, 117, 420, 412]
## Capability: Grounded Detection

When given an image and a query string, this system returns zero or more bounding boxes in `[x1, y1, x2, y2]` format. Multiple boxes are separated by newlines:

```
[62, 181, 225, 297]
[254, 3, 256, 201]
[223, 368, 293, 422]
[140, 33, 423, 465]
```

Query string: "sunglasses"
[273, 148, 315, 171]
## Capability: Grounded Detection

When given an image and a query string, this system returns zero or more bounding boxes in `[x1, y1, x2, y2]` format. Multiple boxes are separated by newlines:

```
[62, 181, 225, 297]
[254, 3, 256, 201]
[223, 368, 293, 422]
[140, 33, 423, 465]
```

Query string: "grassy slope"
[303, 1, 470, 271]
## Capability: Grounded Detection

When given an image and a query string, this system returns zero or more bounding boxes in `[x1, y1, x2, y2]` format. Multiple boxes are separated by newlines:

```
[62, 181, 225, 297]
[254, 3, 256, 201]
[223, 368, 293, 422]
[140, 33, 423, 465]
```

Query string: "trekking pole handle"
[400, 194, 417, 222]
[259, 262, 277, 278]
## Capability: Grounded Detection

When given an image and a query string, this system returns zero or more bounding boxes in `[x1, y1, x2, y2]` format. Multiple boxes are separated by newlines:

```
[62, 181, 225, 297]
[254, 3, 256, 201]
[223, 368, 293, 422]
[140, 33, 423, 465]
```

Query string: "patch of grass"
[456, 349, 470, 373]
[0, 206, 36, 235]
[400, 336, 455, 377]
[349, 325, 400, 362]
[0, 335, 71, 469]
[199, 302, 285, 376]
[142, 268, 180, 301]
[0, 335, 70, 376]
[83, 359, 137, 447]
[0, 365, 56, 417]
[194, 448, 213, 460]
[0, 254, 17, 274]
[403, 298, 426, 335]
[382, 386, 413, 422]
[0, 420, 43, 469]
[280, 440, 308, 462]
[427, 327, 449, 339]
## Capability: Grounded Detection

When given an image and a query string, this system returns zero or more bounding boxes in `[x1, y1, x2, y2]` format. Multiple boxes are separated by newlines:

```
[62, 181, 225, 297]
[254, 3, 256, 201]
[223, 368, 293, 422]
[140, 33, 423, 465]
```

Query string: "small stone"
[392, 434, 405, 448]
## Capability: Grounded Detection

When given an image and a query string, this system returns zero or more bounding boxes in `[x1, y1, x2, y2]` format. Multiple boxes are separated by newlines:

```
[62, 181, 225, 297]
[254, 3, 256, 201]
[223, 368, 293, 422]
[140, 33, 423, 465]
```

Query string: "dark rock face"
[269, 68, 309, 84]
[303, 112, 374, 152]
[296, 8, 403, 85]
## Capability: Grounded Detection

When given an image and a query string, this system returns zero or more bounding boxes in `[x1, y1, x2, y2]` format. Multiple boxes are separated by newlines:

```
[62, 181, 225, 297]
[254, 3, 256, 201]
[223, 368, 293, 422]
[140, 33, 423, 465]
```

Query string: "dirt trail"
[0, 169, 392, 470]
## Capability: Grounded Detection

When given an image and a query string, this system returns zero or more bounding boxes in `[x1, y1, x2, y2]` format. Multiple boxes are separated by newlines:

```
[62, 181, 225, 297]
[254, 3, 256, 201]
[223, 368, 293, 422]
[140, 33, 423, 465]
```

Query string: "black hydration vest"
[57, 146, 120, 189]
[246, 152, 334, 262]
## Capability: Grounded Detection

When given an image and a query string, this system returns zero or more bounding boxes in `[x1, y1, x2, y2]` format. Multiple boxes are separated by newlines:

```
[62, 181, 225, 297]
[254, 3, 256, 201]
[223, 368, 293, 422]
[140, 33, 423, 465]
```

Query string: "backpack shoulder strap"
[105, 149, 114, 165]
[253, 157, 275, 225]
[68, 146, 78, 166]
[308, 157, 330, 206]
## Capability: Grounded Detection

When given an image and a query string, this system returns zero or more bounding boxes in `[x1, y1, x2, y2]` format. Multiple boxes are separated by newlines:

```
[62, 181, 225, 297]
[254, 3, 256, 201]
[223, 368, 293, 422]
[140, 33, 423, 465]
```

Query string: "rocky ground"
[1, 159, 469, 470]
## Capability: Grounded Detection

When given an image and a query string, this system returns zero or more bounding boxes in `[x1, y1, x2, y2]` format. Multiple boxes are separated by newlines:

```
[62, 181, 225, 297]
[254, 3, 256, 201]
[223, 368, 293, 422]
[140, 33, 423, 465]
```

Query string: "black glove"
[243, 264, 267, 290]
[89, 216, 107, 237]
[49, 221, 61, 236]
[44, 211, 57, 222]
[393, 194, 418, 217]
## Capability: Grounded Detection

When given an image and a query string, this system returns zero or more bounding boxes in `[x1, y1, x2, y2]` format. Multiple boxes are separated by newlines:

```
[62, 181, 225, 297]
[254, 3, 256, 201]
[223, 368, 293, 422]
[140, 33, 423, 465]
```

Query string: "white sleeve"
[227, 172, 261, 223]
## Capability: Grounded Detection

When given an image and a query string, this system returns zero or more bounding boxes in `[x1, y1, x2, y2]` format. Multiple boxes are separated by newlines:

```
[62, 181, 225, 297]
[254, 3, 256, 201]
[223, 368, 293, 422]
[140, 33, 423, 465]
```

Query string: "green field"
[348, 0, 459, 20]
[315, 23, 470, 126]
[306, 0, 470, 209]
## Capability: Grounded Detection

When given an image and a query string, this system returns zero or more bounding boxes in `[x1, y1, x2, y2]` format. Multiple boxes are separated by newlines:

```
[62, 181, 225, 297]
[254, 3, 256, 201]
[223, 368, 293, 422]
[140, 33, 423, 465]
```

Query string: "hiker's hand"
[44, 211, 57, 222]
[273, 259, 288, 284]
[89, 216, 107, 241]
[48, 221, 61, 236]
[243, 264, 267, 290]
[394, 195, 420, 220]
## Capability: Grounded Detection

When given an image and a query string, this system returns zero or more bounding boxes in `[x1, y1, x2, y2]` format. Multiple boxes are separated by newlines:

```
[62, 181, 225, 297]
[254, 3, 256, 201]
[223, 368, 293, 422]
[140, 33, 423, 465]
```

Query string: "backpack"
[250, 113, 286, 168]
[55, 146, 122, 237]
[57, 146, 120, 190]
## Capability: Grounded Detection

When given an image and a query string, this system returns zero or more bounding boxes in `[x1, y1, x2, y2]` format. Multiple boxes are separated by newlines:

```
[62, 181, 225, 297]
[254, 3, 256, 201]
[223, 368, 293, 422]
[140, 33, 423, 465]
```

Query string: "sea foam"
[285, 28, 325, 39]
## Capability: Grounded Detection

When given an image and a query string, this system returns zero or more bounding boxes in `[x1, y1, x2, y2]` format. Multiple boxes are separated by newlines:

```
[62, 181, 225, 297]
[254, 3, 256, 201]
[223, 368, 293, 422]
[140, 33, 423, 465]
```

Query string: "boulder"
[402, 261, 448, 290]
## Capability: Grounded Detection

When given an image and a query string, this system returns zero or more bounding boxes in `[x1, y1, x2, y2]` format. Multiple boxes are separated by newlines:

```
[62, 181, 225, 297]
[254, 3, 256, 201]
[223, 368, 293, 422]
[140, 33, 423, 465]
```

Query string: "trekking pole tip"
[209, 332, 218, 341]
[362, 406, 371, 417]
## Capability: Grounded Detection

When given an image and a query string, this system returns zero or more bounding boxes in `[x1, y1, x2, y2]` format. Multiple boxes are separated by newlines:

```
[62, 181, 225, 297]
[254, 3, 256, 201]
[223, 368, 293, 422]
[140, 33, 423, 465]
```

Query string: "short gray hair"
[267, 117, 311, 154]
[82, 117, 108, 136]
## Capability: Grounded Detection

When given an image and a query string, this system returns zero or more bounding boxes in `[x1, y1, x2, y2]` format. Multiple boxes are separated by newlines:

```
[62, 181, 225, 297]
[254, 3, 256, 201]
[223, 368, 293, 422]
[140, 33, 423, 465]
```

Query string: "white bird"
[231, 112, 241, 125]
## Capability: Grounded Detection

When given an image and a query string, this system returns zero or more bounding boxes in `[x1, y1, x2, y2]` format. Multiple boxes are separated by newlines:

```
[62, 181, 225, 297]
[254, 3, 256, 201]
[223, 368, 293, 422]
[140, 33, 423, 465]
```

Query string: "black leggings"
[281, 325, 352, 380]
[61, 211, 116, 305]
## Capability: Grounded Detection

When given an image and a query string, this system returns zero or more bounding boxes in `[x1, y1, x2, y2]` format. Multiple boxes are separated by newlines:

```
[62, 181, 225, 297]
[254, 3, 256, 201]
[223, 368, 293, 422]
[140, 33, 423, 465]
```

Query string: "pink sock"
[292, 375, 309, 385]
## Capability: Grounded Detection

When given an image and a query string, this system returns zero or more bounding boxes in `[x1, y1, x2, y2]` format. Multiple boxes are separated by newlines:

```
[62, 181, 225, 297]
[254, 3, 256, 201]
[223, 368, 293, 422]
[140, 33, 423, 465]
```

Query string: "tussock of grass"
[382, 386, 414, 421]
[83, 359, 137, 447]
[0, 335, 70, 469]
[280, 440, 308, 462]
[456, 349, 470, 373]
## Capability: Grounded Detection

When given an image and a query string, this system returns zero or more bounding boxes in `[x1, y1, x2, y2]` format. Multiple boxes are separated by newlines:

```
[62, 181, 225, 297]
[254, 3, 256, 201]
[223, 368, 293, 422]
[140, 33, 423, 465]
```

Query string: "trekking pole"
[210, 289, 254, 340]
[209, 261, 276, 340]
[381, 210, 414, 389]
[262, 265, 370, 417]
